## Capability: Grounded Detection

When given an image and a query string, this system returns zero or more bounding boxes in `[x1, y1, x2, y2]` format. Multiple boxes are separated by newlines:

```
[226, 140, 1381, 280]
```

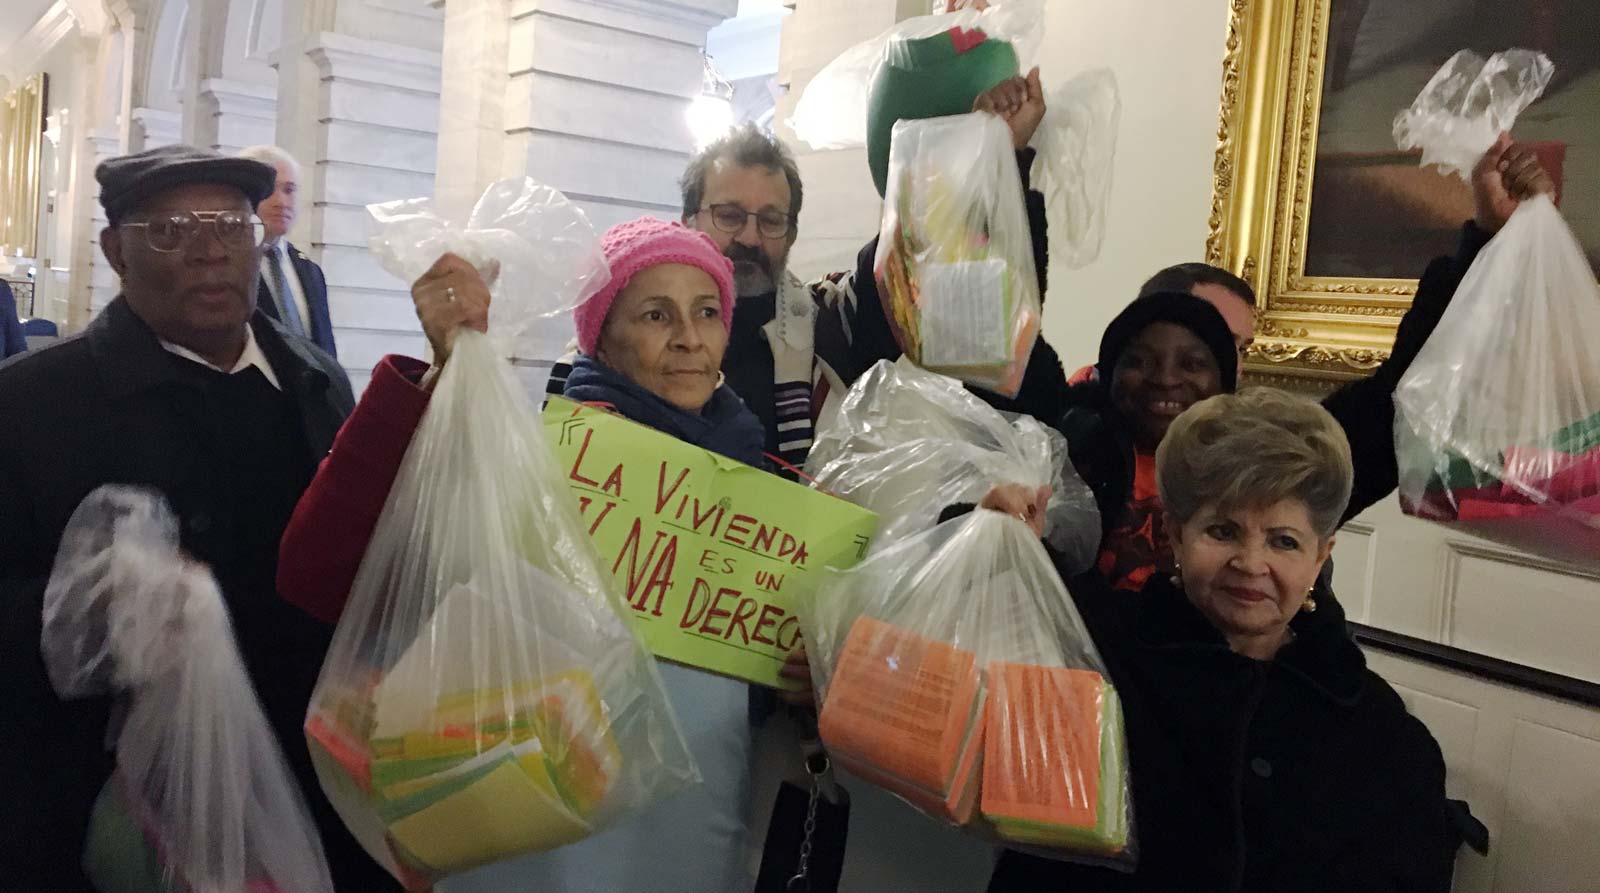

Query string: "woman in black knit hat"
[1052, 291, 1241, 592]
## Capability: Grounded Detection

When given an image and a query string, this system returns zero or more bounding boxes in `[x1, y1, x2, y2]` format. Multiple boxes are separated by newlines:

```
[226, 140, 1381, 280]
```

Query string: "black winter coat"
[1057, 221, 1495, 547]
[0, 299, 392, 890]
[989, 572, 1458, 892]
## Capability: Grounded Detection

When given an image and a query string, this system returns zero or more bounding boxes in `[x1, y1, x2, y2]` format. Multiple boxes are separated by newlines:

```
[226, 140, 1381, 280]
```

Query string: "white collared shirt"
[160, 323, 283, 390]
[261, 240, 312, 337]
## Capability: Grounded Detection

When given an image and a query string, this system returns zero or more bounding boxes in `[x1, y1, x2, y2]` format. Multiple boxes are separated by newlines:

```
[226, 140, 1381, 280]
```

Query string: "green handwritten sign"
[542, 397, 878, 689]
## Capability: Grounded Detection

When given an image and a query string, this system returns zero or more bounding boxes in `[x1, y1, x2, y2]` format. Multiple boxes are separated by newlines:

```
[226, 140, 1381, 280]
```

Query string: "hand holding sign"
[543, 397, 878, 689]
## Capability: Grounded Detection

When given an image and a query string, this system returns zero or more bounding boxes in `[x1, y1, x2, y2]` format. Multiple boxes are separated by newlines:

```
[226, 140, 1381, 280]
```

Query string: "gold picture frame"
[1207, 0, 1420, 391]
[1, 72, 47, 260]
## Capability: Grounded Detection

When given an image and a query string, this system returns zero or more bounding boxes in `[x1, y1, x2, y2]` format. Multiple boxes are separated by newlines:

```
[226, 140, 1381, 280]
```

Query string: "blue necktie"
[268, 244, 306, 338]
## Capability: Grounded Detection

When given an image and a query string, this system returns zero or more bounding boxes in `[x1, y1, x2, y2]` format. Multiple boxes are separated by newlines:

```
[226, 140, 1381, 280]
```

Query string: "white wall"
[220, 0, 281, 84]
[145, 0, 187, 112]
[335, 0, 444, 53]
[1032, 1, 1227, 369]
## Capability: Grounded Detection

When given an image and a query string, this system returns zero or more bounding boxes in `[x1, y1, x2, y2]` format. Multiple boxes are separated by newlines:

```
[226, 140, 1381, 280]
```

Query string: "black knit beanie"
[1095, 291, 1240, 392]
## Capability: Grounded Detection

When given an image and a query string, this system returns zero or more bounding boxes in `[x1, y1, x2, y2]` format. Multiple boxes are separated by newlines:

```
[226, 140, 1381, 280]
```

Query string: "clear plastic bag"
[366, 176, 610, 360]
[797, 506, 1133, 867]
[875, 112, 1043, 396]
[1395, 193, 1600, 570]
[1031, 68, 1122, 270]
[306, 187, 697, 889]
[806, 357, 1100, 574]
[1392, 49, 1553, 181]
[788, 0, 1045, 151]
[41, 486, 335, 893]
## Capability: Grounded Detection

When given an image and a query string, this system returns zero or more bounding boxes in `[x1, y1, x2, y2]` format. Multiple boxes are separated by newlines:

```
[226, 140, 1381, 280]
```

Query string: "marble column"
[82, 128, 124, 318]
[431, 0, 736, 386]
[194, 78, 278, 154]
[295, 32, 443, 392]
[129, 106, 180, 149]
[69, 1, 151, 327]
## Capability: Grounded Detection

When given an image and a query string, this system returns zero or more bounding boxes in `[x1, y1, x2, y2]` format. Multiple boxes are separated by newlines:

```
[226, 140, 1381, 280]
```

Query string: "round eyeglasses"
[699, 203, 793, 240]
[120, 210, 266, 253]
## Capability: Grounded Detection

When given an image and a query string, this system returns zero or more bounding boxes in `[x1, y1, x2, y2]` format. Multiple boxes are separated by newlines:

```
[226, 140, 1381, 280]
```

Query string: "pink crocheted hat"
[574, 217, 736, 355]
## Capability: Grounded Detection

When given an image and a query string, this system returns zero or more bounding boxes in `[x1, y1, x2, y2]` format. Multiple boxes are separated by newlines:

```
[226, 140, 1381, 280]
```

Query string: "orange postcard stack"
[818, 616, 987, 824]
[981, 662, 1128, 854]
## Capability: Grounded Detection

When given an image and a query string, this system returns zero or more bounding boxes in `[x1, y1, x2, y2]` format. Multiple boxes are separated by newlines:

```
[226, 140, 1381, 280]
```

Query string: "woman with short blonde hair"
[1157, 387, 1354, 542]
[981, 389, 1471, 890]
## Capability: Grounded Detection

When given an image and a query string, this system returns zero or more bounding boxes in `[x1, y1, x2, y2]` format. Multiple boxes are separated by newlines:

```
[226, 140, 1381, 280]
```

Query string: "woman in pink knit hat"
[559, 217, 768, 469]
[277, 216, 770, 892]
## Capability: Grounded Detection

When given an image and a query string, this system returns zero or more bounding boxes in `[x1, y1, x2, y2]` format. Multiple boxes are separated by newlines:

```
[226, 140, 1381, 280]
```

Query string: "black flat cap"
[96, 144, 276, 226]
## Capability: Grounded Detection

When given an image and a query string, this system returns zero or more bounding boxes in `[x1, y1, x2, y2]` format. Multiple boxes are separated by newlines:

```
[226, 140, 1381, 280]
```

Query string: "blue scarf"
[564, 354, 769, 470]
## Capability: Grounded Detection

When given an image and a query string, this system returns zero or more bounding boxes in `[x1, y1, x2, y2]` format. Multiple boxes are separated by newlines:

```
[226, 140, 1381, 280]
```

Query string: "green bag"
[866, 28, 1020, 196]
[82, 778, 174, 893]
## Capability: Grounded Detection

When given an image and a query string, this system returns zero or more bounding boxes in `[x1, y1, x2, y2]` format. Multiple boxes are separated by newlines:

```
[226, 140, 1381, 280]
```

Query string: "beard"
[725, 242, 782, 298]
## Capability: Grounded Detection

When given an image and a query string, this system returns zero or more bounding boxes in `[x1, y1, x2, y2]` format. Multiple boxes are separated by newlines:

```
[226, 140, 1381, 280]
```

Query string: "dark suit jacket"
[0, 299, 361, 889]
[258, 240, 337, 358]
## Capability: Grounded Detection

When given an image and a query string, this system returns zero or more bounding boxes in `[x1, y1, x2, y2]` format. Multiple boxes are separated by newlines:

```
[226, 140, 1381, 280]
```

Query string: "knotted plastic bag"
[806, 357, 1099, 572]
[304, 182, 696, 889]
[1030, 69, 1121, 270]
[1395, 192, 1600, 569]
[42, 486, 335, 893]
[367, 176, 611, 382]
[1393, 52, 1600, 569]
[797, 505, 1132, 867]
[875, 113, 1042, 396]
[1392, 49, 1553, 181]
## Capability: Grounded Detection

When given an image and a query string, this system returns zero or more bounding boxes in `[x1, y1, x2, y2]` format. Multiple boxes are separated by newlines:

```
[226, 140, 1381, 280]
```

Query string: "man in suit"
[238, 145, 337, 357]
[0, 144, 393, 890]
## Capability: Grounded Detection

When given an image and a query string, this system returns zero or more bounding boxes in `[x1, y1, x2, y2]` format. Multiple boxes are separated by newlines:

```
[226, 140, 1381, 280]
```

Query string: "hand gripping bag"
[303, 180, 697, 888]
[42, 486, 335, 893]
[805, 356, 1099, 573]
[1392, 52, 1600, 568]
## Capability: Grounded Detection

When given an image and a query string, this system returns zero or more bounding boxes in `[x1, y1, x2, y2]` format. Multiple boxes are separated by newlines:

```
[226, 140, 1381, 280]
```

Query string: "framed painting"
[1207, 0, 1600, 390]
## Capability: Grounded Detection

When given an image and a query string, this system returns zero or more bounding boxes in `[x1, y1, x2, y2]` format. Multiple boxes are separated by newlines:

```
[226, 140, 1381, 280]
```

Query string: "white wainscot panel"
[1364, 650, 1600, 893]
[1443, 544, 1600, 686]
[1493, 721, 1600, 892]
[1329, 519, 1377, 625]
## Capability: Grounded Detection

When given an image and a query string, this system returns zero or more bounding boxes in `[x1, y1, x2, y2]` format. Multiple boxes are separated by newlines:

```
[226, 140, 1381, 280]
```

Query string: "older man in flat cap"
[0, 145, 394, 890]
